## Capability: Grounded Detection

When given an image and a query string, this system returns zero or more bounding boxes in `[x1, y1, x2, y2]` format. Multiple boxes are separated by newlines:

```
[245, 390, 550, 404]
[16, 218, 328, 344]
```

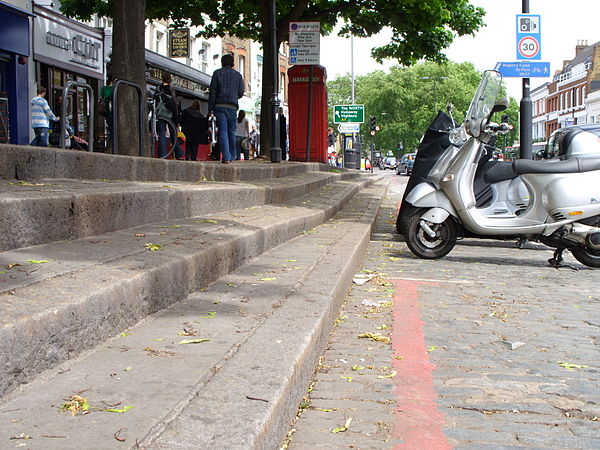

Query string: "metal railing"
[111, 80, 145, 157]
[60, 81, 94, 152]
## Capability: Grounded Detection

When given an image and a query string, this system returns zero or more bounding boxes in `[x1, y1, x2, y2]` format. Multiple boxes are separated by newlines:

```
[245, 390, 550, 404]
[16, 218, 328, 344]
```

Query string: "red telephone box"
[288, 65, 328, 163]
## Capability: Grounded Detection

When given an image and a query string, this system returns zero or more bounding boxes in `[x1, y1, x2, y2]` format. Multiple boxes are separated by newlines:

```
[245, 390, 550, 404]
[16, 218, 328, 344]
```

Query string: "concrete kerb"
[149, 183, 387, 449]
[0, 144, 344, 183]
[0, 176, 379, 400]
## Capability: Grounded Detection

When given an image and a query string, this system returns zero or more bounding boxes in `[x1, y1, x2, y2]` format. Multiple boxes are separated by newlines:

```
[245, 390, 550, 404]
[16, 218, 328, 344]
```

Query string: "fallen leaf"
[145, 243, 162, 251]
[61, 394, 90, 415]
[558, 361, 588, 370]
[199, 312, 217, 319]
[134, 233, 146, 238]
[144, 346, 175, 357]
[197, 219, 218, 224]
[358, 333, 390, 344]
[351, 365, 365, 371]
[27, 259, 49, 264]
[427, 346, 437, 352]
[158, 225, 181, 229]
[227, 282, 236, 287]
[260, 277, 277, 281]
[341, 376, 353, 382]
[286, 259, 297, 262]
[178, 339, 210, 344]
[331, 417, 353, 433]
[120, 332, 132, 337]
[124, 367, 132, 371]
[377, 370, 398, 379]
[314, 408, 333, 412]
[104, 406, 134, 413]
[10, 433, 32, 440]
[6, 263, 22, 269]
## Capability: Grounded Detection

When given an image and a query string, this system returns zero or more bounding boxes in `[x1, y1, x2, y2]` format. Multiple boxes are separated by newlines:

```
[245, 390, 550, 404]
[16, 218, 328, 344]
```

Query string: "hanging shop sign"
[169, 28, 191, 58]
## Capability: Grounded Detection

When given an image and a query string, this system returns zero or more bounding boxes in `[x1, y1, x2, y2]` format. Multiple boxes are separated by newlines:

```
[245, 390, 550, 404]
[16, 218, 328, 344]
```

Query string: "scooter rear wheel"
[404, 210, 458, 259]
[571, 246, 600, 268]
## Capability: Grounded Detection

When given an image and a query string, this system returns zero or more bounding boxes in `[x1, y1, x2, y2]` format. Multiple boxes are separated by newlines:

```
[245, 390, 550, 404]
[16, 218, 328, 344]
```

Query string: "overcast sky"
[320, 0, 600, 100]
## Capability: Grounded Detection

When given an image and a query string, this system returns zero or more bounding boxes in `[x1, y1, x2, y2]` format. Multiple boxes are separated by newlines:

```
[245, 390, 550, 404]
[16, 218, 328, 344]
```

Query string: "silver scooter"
[399, 70, 600, 268]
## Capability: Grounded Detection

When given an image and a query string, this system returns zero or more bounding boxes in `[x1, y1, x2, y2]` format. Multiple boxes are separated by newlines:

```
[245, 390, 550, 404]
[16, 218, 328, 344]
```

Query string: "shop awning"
[145, 49, 211, 100]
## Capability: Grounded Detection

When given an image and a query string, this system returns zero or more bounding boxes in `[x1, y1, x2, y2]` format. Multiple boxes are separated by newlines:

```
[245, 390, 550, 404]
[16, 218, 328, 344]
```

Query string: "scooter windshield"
[464, 70, 502, 138]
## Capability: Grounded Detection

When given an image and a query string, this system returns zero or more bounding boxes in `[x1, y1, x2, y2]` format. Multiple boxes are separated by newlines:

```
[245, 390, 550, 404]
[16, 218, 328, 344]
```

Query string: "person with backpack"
[30, 86, 59, 147]
[156, 72, 184, 159]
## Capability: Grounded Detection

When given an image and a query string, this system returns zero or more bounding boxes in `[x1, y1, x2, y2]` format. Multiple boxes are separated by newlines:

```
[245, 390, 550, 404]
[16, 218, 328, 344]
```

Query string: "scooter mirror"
[491, 97, 509, 114]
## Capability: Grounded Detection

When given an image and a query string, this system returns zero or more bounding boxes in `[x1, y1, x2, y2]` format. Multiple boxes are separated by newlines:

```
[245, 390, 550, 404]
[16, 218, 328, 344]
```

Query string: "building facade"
[543, 41, 599, 139]
[0, 0, 33, 145]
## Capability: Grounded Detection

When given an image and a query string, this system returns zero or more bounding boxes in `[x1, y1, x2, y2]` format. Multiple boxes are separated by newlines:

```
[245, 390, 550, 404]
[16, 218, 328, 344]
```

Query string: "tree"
[327, 61, 520, 156]
[62, 0, 485, 156]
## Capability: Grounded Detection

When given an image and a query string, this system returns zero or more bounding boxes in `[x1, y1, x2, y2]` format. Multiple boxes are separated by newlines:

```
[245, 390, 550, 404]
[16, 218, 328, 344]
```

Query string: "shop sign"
[147, 66, 207, 97]
[169, 28, 190, 58]
[34, 13, 103, 75]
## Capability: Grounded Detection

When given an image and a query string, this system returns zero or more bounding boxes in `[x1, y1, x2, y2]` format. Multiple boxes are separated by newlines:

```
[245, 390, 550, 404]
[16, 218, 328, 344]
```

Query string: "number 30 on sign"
[518, 36, 539, 59]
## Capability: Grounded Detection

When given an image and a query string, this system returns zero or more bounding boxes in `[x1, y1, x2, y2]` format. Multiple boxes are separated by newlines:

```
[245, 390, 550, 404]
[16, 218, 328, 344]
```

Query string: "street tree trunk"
[112, 0, 146, 156]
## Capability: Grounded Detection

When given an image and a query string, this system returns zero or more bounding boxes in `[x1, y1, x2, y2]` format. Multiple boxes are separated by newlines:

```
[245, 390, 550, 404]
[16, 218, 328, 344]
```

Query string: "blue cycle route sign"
[495, 61, 550, 78]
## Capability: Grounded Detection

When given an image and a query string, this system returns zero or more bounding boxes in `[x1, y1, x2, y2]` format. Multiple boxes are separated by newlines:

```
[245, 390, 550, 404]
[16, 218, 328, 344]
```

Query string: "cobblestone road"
[286, 170, 600, 449]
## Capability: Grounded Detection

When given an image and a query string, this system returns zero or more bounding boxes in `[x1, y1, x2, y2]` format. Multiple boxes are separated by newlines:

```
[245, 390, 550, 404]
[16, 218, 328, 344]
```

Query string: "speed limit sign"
[518, 36, 540, 59]
[516, 14, 541, 60]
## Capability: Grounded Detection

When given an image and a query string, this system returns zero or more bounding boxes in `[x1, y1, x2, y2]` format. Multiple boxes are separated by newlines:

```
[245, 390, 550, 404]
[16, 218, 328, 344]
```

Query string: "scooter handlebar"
[486, 122, 512, 135]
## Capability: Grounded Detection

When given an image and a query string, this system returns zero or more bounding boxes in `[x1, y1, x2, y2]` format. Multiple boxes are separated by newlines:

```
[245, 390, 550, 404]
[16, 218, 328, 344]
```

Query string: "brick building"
[544, 40, 600, 138]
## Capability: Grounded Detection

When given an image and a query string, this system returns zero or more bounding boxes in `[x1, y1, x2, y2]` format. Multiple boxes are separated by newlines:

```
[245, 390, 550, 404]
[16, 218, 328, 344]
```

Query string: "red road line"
[391, 279, 451, 450]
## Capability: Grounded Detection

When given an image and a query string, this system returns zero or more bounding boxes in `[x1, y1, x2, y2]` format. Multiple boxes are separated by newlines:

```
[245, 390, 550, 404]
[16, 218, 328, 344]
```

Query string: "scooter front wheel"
[404, 211, 457, 259]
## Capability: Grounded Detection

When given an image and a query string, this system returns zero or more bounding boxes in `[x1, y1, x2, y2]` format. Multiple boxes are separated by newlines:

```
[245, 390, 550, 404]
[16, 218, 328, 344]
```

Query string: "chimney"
[575, 39, 589, 56]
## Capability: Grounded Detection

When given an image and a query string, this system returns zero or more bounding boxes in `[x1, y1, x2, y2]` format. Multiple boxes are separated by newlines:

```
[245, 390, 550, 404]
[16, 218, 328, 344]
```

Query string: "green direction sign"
[333, 104, 365, 124]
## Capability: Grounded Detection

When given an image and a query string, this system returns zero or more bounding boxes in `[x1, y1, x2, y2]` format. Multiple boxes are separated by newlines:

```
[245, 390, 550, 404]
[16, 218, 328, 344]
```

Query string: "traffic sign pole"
[520, 1, 532, 160]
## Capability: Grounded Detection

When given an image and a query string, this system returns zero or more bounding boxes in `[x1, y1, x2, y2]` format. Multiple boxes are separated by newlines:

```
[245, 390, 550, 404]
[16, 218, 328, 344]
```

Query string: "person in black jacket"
[279, 107, 287, 160]
[180, 100, 209, 161]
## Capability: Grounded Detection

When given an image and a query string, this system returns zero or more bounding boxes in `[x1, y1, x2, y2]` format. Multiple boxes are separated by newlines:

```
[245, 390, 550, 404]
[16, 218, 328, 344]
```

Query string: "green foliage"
[328, 62, 520, 156]
[61, 0, 484, 65]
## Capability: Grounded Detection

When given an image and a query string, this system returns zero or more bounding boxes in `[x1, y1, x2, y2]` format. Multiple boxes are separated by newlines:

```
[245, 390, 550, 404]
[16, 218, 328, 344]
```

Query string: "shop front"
[0, 1, 32, 145]
[32, 5, 104, 148]
[145, 49, 210, 113]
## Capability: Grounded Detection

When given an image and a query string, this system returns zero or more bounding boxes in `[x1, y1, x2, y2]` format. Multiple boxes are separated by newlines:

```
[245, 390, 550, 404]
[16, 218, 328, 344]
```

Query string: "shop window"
[238, 55, 245, 83]
[201, 43, 209, 73]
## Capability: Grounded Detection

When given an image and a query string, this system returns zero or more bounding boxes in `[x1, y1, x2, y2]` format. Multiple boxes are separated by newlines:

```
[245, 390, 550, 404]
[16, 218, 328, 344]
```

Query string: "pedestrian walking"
[279, 107, 288, 160]
[180, 100, 209, 161]
[249, 124, 259, 158]
[99, 75, 114, 149]
[30, 86, 59, 147]
[208, 54, 244, 164]
[235, 110, 250, 160]
[156, 72, 184, 159]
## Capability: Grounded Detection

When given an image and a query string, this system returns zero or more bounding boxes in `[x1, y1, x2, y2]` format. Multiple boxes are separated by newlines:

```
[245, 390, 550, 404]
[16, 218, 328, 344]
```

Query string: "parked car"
[380, 157, 396, 170]
[397, 152, 416, 175]
[544, 123, 600, 159]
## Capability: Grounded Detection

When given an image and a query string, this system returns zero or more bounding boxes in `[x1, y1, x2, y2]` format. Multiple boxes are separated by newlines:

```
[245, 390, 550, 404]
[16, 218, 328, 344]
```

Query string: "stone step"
[0, 170, 359, 252]
[0, 175, 381, 400]
[0, 179, 387, 449]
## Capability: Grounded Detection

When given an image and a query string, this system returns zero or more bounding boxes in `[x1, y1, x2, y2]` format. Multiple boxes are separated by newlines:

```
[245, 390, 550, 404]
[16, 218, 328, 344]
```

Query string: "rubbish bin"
[344, 148, 360, 169]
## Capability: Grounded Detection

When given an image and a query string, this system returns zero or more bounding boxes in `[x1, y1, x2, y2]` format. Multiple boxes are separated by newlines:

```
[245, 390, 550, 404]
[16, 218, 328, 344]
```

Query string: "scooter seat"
[513, 157, 600, 174]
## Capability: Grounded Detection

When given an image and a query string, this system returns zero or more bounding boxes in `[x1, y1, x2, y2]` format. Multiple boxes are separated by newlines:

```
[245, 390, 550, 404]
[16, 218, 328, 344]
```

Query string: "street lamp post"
[420, 76, 448, 114]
